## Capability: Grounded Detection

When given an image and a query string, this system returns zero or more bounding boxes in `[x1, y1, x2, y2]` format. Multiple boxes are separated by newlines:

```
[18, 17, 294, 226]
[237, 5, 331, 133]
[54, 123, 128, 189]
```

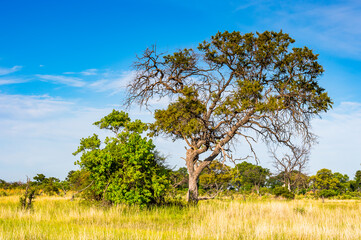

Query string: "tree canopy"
[127, 30, 332, 203]
[232, 161, 270, 194]
[309, 168, 350, 197]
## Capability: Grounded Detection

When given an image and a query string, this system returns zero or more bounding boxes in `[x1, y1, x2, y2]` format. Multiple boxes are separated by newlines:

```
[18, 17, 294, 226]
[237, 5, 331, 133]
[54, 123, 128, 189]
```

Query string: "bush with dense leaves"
[73, 110, 170, 207]
[273, 186, 295, 199]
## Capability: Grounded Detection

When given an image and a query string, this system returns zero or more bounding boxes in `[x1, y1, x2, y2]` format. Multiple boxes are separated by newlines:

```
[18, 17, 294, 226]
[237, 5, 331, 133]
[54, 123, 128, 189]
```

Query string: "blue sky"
[1, 0, 361, 181]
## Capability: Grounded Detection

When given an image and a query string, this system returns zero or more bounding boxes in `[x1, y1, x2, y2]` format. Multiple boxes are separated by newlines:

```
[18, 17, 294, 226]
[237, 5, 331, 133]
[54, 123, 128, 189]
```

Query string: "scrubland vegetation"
[1, 194, 361, 240]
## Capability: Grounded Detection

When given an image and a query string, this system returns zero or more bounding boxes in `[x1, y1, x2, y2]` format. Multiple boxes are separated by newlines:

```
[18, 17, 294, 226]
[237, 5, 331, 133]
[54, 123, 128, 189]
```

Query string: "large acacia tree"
[127, 31, 332, 204]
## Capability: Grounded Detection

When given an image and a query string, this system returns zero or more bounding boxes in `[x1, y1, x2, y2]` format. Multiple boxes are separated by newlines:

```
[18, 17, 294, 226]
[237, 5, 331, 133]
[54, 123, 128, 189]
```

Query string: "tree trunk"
[255, 184, 260, 195]
[185, 149, 213, 205]
[185, 149, 198, 204]
[187, 175, 199, 205]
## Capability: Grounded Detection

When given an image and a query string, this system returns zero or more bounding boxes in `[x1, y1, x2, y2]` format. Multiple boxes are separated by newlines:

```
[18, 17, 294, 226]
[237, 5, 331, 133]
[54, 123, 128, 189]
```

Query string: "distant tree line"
[169, 162, 361, 200]
[2, 163, 361, 201]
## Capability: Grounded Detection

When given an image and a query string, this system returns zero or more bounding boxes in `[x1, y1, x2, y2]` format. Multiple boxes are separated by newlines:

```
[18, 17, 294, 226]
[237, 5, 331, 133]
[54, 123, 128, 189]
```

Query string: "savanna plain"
[1, 195, 360, 240]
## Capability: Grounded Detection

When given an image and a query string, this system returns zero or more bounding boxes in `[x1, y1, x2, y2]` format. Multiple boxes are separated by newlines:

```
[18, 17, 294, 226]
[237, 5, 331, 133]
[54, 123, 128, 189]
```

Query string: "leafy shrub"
[74, 110, 170, 207]
[318, 189, 338, 198]
[19, 181, 37, 211]
[294, 206, 306, 214]
[0, 191, 7, 197]
[273, 186, 295, 199]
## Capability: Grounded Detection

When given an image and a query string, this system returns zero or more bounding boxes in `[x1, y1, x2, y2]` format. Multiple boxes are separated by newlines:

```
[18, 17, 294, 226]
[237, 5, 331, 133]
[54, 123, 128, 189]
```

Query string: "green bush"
[318, 189, 338, 198]
[0, 191, 8, 197]
[74, 110, 170, 207]
[273, 187, 295, 199]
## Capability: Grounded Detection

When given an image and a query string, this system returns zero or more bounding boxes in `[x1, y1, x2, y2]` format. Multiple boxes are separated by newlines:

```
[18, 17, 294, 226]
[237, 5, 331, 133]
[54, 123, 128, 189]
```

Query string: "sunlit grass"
[1, 195, 360, 239]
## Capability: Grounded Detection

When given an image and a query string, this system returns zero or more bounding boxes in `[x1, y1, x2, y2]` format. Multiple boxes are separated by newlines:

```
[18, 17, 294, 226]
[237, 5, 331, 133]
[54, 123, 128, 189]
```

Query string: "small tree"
[33, 174, 61, 195]
[232, 161, 270, 194]
[271, 146, 309, 191]
[127, 30, 332, 204]
[73, 110, 170, 206]
[19, 177, 36, 210]
[309, 169, 342, 198]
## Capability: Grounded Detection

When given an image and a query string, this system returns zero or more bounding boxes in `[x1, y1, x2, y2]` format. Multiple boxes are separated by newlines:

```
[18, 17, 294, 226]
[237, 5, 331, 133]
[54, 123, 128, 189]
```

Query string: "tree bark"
[255, 184, 260, 195]
[187, 175, 199, 205]
[185, 149, 211, 205]
[287, 181, 291, 192]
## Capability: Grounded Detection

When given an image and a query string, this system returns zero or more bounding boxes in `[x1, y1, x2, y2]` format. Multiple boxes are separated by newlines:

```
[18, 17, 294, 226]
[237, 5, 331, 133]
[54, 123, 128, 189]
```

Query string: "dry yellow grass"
[0, 195, 360, 239]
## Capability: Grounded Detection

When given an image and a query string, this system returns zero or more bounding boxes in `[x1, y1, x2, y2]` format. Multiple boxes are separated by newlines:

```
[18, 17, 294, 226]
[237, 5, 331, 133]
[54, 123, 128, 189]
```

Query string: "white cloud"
[146, 96, 172, 109]
[0, 94, 73, 120]
[0, 93, 112, 181]
[89, 70, 135, 94]
[0, 66, 22, 75]
[81, 69, 98, 76]
[38, 69, 133, 93]
[62, 69, 98, 76]
[311, 101, 361, 177]
[36, 74, 85, 87]
[288, 2, 361, 58]
[236, 0, 361, 59]
[0, 92, 184, 182]
[0, 77, 27, 85]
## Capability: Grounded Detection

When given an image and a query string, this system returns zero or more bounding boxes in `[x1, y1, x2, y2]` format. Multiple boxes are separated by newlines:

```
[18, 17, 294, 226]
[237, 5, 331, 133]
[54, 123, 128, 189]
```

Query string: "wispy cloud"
[0, 77, 28, 85]
[88, 70, 135, 94]
[36, 74, 85, 87]
[0, 93, 112, 181]
[235, 0, 268, 11]
[235, 0, 361, 59]
[63, 69, 98, 76]
[0, 65, 22, 75]
[0, 92, 185, 181]
[283, 1, 361, 58]
[0, 94, 73, 120]
[81, 69, 98, 76]
[311, 101, 361, 176]
[42, 69, 134, 93]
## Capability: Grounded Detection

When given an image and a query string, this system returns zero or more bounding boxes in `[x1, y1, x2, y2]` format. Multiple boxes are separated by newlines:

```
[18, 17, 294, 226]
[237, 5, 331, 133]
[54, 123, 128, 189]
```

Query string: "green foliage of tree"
[127, 30, 332, 204]
[309, 169, 349, 197]
[33, 174, 46, 184]
[271, 170, 309, 194]
[288, 171, 309, 193]
[65, 169, 97, 199]
[354, 170, 361, 191]
[266, 173, 283, 188]
[32, 174, 61, 195]
[0, 179, 10, 190]
[170, 167, 189, 189]
[199, 161, 232, 192]
[73, 110, 170, 206]
[232, 161, 270, 194]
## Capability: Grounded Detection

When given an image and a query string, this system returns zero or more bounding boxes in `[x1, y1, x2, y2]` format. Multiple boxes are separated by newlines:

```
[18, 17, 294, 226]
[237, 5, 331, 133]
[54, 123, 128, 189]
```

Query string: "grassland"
[1, 195, 361, 240]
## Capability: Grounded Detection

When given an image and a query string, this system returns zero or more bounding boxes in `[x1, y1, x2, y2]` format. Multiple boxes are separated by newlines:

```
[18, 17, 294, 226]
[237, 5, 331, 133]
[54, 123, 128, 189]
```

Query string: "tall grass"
[1, 195, 360, 239]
